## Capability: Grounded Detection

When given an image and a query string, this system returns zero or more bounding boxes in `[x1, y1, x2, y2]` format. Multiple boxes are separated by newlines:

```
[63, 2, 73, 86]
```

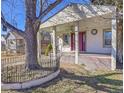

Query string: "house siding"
[78, 14, 112, 54]
[5, 32, 25, 53]
[61, 14, 112, 54]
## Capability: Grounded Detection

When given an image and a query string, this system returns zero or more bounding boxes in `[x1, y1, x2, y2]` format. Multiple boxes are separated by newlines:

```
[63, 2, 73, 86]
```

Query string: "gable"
[7, 32, 16, 40]
[40, 4, 115, 28]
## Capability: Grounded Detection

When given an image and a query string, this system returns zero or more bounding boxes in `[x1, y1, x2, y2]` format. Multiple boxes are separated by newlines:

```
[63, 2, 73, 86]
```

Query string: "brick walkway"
[60, 53, 111, 71]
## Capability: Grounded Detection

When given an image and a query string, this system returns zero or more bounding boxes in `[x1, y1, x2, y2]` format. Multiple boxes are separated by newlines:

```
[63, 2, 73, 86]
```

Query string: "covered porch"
[60, 53, 111, 70]
[39, 4, 117, 70]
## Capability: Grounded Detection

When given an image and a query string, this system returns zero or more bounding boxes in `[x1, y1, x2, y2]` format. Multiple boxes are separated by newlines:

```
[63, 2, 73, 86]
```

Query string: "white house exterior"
[55, 15, 112, 54]
[39, 4, 117, 70]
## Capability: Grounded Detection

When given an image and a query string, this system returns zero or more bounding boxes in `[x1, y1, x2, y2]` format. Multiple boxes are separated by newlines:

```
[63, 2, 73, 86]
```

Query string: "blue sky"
[1, 0, 91, 35]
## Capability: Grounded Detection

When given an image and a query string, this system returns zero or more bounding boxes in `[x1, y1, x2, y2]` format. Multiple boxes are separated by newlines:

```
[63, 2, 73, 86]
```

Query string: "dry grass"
[2, 63, 123, 93]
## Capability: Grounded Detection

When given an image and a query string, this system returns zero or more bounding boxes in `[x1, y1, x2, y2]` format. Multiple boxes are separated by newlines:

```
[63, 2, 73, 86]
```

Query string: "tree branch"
[1, 16, 25, 37]
[38, 0, 62, 20]
[39, 0, 43, 17]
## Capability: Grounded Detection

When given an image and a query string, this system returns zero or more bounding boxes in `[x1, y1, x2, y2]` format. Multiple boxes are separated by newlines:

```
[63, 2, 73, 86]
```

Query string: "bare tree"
[1, 0, 62, 70]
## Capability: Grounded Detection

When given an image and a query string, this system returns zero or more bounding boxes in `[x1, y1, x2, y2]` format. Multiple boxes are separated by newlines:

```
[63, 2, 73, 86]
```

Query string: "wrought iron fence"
[1, 53, 60, 83]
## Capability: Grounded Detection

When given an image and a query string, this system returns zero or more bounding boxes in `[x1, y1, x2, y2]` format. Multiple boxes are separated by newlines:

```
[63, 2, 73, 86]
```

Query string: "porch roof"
[40, 4, 115, 29]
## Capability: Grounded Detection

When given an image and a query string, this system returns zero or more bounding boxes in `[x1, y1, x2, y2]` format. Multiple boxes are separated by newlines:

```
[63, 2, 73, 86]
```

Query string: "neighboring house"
[2, 31, 50, 54]
[6, 32, 25, 53]
[39, 4, 119, 70]
[1, 34, 6, 51]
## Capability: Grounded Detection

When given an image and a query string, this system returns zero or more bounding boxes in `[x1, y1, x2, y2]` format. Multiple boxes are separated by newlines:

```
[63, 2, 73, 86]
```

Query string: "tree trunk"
[25, 30, 40, 70]
[2, 0, 62, 70]
[117, 18, 123, 63]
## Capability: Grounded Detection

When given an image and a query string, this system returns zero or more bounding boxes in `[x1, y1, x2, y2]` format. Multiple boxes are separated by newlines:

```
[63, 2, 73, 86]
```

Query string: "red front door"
[71, 33, 75, 50]
[71, 32, 86, 51]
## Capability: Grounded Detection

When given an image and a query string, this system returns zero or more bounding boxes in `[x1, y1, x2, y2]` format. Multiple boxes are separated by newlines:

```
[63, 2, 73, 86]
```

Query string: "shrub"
[45, 43, 52, 56]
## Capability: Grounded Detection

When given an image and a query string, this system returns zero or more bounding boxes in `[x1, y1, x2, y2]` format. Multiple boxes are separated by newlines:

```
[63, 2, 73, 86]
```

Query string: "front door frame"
[71, 32, 86, 51]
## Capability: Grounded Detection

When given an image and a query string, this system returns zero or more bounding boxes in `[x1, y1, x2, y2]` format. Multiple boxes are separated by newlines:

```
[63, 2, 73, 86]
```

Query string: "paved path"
[60, 53, 111, 71]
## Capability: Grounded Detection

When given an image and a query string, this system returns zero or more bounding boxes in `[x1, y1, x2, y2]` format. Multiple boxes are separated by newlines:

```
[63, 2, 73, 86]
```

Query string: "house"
[40, 4, 115, 54]
[6, 31, 25, 54]
[2, 30, 51, 55]
[38, 4, 118, 70]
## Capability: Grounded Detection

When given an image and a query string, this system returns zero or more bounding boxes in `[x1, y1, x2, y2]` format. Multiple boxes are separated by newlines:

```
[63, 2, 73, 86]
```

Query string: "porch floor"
[60, 53, 111, 71]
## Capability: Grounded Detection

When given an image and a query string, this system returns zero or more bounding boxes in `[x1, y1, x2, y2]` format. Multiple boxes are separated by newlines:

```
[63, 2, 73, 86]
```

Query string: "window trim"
[103, 29, 112, 48]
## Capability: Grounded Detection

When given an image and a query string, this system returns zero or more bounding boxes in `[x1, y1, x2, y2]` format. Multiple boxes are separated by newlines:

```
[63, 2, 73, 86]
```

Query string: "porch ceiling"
[40, 4, 115, 29]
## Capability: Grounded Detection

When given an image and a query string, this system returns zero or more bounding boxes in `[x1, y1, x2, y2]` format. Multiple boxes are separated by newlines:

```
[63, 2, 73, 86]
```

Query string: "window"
[43, 32, 50, 41]
[103, 30, 112, 47]
[44, 36, 49, 40]
[63, 34, 70, 45]
[19, 39, 23, 44]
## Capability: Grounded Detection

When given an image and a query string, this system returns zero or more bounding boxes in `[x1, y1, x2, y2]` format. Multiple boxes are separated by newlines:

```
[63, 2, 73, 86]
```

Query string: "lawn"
[2, 63, 123, 93]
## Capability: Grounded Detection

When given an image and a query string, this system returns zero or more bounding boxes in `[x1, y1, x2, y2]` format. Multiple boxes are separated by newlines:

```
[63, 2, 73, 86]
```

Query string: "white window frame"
[103, 29, 112, 48]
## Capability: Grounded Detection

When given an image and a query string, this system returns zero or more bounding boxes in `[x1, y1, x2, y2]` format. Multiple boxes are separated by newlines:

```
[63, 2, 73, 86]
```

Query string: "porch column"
[52, 26, 57, 61]
[111, 13, 117, 70]
[37, 31, 41, 62]
[75, 22, 79, 64]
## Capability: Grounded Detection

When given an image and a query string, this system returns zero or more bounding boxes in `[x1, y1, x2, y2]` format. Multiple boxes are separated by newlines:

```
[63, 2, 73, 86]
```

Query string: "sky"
[1, 0, 91, 35]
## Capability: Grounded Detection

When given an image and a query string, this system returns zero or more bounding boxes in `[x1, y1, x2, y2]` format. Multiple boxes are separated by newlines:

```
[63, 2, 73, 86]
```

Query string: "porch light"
[70, 25, 74, 32]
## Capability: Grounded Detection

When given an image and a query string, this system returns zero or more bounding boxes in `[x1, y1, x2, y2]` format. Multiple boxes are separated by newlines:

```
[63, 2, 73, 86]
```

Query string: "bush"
[45, 44, 52, 56]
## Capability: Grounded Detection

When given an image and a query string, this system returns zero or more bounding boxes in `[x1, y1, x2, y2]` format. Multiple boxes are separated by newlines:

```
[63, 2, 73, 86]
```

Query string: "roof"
[40, 4, 115, 28]
[6, 31, 23, 39]
[1, 34, 6, 39]
[1, 34, 6, 41]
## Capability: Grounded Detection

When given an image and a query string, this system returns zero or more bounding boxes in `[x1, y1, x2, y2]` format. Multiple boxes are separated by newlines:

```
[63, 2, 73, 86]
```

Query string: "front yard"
[2, 63, 123, 93]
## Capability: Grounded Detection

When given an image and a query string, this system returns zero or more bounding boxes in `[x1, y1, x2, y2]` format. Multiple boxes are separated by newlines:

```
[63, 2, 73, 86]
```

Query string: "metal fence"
[1, 54, 60, 83]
